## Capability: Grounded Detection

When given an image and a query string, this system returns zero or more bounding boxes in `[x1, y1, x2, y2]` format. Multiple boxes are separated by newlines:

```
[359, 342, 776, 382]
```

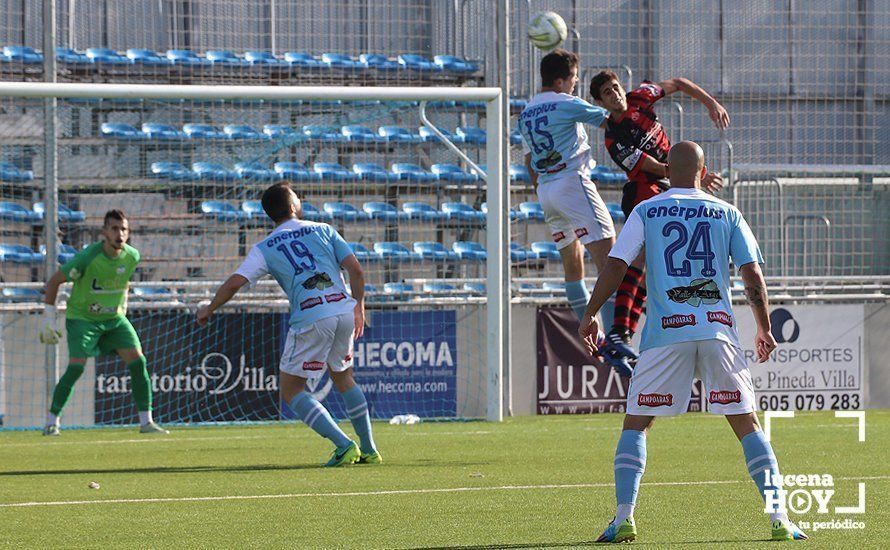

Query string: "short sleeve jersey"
[518, 91, 608, 184]
[604, 82, 671, 189]
[235, 219, 356, 330]
[61, 242, 140, 321]
[609, 188, 763, 351]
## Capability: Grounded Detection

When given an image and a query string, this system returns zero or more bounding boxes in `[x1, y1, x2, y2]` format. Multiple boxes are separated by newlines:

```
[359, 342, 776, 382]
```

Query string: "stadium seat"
[519, 202, 545, 221]
[33, 202, 86, 223]
[263, 125, 306, 141]
[235, 162, 278, 181]
[607, 203, 626, 223]
[224, 125, 265, 140]
[301, 202, 332, 222]
[101, 122, 145, 139]
[273, 162, 320, 182]
[200, 201, 250, 221]
[543, 281, 567, 293]
[86, 47, 131, 65]
[428, 100, 459, 109]
[205, 50, 249, 66]
[0, 202, 41, 223]
[418, 125, 459, 143]
[241, 200, 263, 217]
[391, 163, 439, 183]
[342, 125, 383, 143]
[314, 163, 360, 182]
[0, 162, 34, 182]
[126, 48, 172, 66]
[531, 241, 561, 261]
[591, 165, 628, 184]
[433, 55, 479, 73]
[303, 125, 345, 142]
[397, 54, 442, 72]
[192, 162, 238, 181]
[509, 164, 531, 183]
[509, 129, 523, 145]
[383, 282, 414, 296]
[131, 287, 173, 297]
[374, 242, 420, 262]
[183, 124, 226, 139]
[323, 202, 368, 221]
[363, 202, 406, 221]
[283, 52, 325, 68]
[55, 47, 90, 65]
[509, 98, 528, 111]
[455, 126, 486, 145]
[431, 163, 480, 183]
[321, 53, 366, 70]
[423, 282, 456, 292]
[2, 45, 43, 64]
[510, 243, 530, 262]
[452, 241, 486, 261]
[514, 282, 536, 294]
[353, 163, 397, 183]
[378, 126, 422, 143]
[166, 49, 210, 66]
[360, 53, 401, 71]
[39, 244, 77, 263]
[463, 282, 486, 293]
[442, 202, 485, 223]
[413, 242, 458, 261]
[0, 287, 42, 301]
[150, 161, 196, 180]
[401, 202, 446, 222]
[142, 123, 186, 140]
[0, 244, 42, 264]
[244, 51, 287, 66]
[348, 242, 381, 262]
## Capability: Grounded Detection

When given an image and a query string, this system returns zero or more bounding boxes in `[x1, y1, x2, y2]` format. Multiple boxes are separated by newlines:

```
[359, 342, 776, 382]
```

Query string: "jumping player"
[197, 183, 379, 467]
[578, 142, 807, 543]
[39, 209, 168, 435]
[589, 71, 729, 368]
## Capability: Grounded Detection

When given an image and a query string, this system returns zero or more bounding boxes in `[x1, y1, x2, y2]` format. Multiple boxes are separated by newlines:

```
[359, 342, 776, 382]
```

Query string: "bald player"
[578, 142, 808, 543]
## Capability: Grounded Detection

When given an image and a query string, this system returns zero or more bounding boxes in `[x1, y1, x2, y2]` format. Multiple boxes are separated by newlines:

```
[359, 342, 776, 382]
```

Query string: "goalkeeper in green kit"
[39, 209, 168, 435]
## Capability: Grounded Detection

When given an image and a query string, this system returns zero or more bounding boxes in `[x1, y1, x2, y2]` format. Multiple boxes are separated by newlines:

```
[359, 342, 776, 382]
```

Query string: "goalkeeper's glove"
[39, 305, 62, 344]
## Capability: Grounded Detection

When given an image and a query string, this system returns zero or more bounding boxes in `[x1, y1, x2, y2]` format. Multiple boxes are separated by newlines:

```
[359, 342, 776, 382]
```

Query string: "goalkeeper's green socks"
[340, 386, 377, 454]
[289, 391, 352, 448]
[49, 362, 86, 418]
[127, 356, 153, 419]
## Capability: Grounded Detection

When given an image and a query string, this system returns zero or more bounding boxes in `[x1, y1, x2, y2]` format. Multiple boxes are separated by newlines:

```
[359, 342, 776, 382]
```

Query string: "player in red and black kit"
[589, 71, 730, 367]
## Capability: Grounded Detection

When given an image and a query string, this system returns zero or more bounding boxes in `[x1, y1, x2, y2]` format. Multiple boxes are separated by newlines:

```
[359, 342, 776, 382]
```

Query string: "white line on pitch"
[2, 476, 887, 509]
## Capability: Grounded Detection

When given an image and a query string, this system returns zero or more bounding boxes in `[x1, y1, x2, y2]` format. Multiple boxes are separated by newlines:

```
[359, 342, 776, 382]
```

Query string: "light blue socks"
[340, 386, 377, 454]
[741, 430, 785, 520]
[565, 279, 591, 321]
[288, 391, 352, 448]
[614, 429, 647, 524]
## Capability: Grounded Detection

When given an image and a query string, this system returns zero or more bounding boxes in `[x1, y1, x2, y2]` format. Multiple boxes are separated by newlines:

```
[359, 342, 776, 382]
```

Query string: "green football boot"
[325, 441, 360, 467]
[772, 519, 809, 541]
[596, 517, 636, 543]
[357, 450, 383, 464]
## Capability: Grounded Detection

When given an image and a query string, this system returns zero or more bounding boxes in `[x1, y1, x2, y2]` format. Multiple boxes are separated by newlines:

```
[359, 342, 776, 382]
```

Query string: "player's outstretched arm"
[340, 255, 366, 339]
[659, 77, 730, 130]
[196, 274, 248, 326]
[740, 262, 776, 362]
[39, 270, 67, 344]
[578, 257, 630, 355]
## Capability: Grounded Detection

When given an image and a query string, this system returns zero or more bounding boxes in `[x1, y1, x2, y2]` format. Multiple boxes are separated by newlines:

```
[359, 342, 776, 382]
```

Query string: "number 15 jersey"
[608, 188, 763, 352]
[235, 219, 356, 330]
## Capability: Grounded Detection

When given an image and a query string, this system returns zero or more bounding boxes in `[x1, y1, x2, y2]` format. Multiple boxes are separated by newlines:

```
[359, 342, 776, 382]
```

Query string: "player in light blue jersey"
[578, 142, 807, 543]
[519, 49, 624, 373]
[197, 183, 380, 467]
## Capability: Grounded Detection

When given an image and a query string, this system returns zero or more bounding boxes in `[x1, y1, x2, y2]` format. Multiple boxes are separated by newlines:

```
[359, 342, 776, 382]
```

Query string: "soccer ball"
[528, 11, 568, 51]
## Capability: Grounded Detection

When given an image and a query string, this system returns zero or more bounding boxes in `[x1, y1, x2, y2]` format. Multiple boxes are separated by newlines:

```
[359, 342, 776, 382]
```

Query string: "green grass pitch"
[1, 411, 887, 548]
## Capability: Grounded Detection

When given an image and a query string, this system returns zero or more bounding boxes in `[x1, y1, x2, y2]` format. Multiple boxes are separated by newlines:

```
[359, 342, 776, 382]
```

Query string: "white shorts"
[627, 339, 755, 416]
[279, 312, 355, 379]
[537, 172, 616, 250]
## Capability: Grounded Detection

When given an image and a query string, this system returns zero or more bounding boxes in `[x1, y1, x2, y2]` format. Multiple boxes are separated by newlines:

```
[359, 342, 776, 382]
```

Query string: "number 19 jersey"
[608, 188, 763, 351]
[235, 219, 356, 330]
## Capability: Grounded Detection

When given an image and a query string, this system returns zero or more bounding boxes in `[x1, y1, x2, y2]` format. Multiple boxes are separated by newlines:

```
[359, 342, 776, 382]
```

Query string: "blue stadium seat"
[235, 162, 278, 181]
[101, 122, 145, 139]
[150, 161, 195, 180]
[607, 202, 626, 223]
[442, 202, 485, 223]
[360, 53, 400, 71]
[418, 126, 459, 143]
[509, 128, 523, 145]
[126, 48, 172, 66]
[273, 162, 320, 182]
[384, 282, 414, 296]
[205, 50, 249, 66]
[200, 201, 250, 221]
[224, 125, 265, 139]
[463, 282, 486, 293]
[509, 98, 528, 111]
[413, 242, 458, 261]
[363, 202, 406, 221]
[301, 202, 332, 222]
[2, 46, 43, 64]
[39, 244, 77, 263]
[166, 49, 210, 66]
[1, 287, 42, 301]
[591, 165, 628, 184]
[86, 47, 131, 65]
[131, 287, 173, 297]
[531, 241, 561, 261]
[433, 55, 479, 73]
[519, 201, 545, 221]
[455, 126, 486, 144]
[348, 242, 381, 262]
[314, 163, 360, 182]
[0, 202, 41, 223]
[323, 202, 368, 221]
[302, 125, 345, 142]
[510, 243, 533, 262]
[321, 53, 366, 70]
[397, 54, 442, 72]
[142, 123, 185, 140]
[543, 281, 567, 293]
[429, 100, 459, 109]
[342, 125, 383, 142]
[0, 244, 42, 264]
[431, 163, 480, 183]
[33, 202, 86, 223]
[192, 162, 238, 181]
[423, 282, 456, 292]
[401, 202, 445, 222]
[514, 282, 536, 294]
[244, 51, 287, 66]
[241, 200, 263, 217]
[183, 124, 226, 139]
[391, 163, 439, 183]
[510, 164, 531, 183]
[378, 126, 422, 143]
[263, 125, 306, 141]
[55, 47, 90, 65]
[374, 242, 420, 262]
[452, 241, 487, 261]
[0, 162, 33, 182]
[284, 52, 325, 68]
[352, 163, 397, 183]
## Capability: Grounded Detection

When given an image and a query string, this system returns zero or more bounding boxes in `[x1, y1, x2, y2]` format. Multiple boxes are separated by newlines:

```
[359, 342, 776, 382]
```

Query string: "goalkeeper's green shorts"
[65, 317, 141, 358]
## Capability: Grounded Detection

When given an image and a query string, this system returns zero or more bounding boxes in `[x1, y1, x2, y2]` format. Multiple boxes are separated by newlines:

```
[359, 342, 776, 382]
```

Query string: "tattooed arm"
[739, 262, 776, 362]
